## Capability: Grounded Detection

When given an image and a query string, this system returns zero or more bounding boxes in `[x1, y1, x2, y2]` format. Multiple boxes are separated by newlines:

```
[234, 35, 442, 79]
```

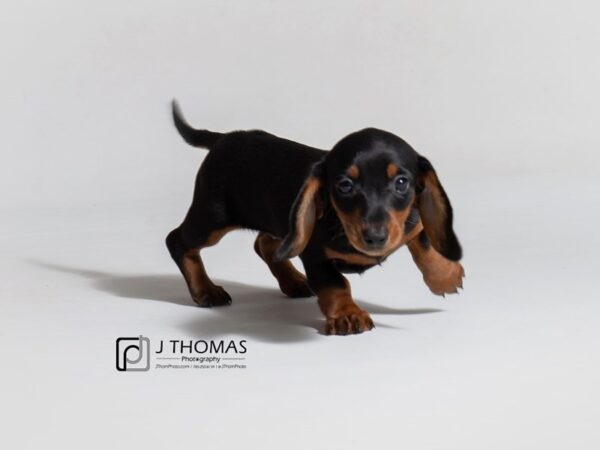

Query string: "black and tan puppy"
[166, 101, 464, 335]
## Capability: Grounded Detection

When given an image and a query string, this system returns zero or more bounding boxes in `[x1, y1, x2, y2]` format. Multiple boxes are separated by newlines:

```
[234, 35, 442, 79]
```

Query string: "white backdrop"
[2, 1, 600, 449]
[3, 0, 599, 209]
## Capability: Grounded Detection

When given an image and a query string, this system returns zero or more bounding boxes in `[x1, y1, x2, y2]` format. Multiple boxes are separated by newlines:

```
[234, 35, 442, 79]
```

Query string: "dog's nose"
[362, 227, 389, 248]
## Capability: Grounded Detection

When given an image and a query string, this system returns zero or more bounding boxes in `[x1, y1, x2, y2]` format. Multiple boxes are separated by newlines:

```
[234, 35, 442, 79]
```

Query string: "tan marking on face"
[331, 196, 415, 257]
[347, 165, 359, 179]
[387, 163, 398, 179]
[386, 203, 414, 248]
[330, 198, 366, 253]
[323, 247, 380, 266]
[407, 234, 464, 296]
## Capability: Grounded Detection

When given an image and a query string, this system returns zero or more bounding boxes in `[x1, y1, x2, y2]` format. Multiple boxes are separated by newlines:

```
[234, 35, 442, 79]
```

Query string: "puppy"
[167, 101, 464, 335]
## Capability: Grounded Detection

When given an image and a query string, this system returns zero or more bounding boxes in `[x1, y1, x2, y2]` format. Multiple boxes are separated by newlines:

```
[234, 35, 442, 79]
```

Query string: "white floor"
[2, 172, 599, 449]
[3, 2, 600, 448]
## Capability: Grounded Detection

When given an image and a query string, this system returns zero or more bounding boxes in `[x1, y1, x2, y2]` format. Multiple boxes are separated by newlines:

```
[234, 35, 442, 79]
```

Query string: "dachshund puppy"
[167, 101, 464, 335]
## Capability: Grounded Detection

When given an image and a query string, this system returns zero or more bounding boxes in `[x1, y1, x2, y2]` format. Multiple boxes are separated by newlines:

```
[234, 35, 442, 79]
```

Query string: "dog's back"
[171, 101, 326, 236]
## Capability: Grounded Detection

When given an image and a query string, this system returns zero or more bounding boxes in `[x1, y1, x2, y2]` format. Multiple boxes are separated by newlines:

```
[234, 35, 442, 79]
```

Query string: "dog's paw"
[279, 273, 313, 298]
[424, 261, 465, 296]
[192, 285, 232, 307]
[325, 307, 375, 335]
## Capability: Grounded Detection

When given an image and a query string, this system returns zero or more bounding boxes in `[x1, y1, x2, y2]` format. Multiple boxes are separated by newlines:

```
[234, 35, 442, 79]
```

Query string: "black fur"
[167, 100, 463, 305]
[172, 101, 223, 149]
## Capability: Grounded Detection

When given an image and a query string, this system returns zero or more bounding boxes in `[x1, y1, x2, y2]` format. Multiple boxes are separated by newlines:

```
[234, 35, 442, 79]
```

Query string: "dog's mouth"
[340, 223, 398, 258]
[352, 241, 389, 257]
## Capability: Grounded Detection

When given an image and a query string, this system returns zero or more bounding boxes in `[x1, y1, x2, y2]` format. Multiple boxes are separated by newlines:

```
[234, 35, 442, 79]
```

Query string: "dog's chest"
[323, 245, 384, 274]
[318, 215, 387, 273]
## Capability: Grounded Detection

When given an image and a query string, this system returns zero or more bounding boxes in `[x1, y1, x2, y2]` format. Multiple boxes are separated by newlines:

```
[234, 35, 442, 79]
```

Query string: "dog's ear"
[275, 159, 326, 261]
[416, 156, 462, 261]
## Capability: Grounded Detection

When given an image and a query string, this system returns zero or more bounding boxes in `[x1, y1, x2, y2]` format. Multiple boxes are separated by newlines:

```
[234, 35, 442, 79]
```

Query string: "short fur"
[166, 100, 464, 335]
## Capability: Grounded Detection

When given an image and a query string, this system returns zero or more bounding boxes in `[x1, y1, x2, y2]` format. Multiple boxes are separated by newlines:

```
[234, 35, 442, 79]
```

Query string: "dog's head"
[276, 128, 462, 261]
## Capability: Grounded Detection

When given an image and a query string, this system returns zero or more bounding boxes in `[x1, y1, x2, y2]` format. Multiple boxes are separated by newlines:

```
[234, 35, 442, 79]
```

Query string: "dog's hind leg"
[166, 202, 237, 307]
[254, 232, 313, 298]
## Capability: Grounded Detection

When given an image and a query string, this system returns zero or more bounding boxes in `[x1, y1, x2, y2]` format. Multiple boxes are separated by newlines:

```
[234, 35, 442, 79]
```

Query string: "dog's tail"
[171, 100, 223, 149]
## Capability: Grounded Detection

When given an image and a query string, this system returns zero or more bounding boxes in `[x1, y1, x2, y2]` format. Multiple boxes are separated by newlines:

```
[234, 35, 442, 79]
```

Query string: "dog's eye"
[336, 178, 354, 195]
[394, 176, 410, 194]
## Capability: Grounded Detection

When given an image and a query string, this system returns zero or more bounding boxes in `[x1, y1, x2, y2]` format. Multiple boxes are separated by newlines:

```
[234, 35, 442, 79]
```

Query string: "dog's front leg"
[407, 231, 464, 296]
[301, 256, 374, 335]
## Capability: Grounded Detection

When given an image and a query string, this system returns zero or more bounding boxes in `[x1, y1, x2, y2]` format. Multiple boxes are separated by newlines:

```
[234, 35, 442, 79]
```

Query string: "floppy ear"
[416, 156, 462, 261]
[275, 159, 326, 261]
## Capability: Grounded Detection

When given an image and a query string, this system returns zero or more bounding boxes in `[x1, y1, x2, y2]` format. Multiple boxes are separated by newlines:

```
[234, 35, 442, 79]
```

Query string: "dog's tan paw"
[278, 272, 314, 298]
[325, 307, 375, 335]
[424, 261, 465, 296]
[192, 285, 232, 307]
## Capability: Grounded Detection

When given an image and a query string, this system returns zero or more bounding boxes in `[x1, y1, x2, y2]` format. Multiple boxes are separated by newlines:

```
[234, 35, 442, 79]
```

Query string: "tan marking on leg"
[181, 249, 214, 301]
[205, 227, 238, 246]
[254, 233, 312, 298]
[407, 234, 464, 296]
[317, 278, 374, 335]
[181, 227, 238, 306]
